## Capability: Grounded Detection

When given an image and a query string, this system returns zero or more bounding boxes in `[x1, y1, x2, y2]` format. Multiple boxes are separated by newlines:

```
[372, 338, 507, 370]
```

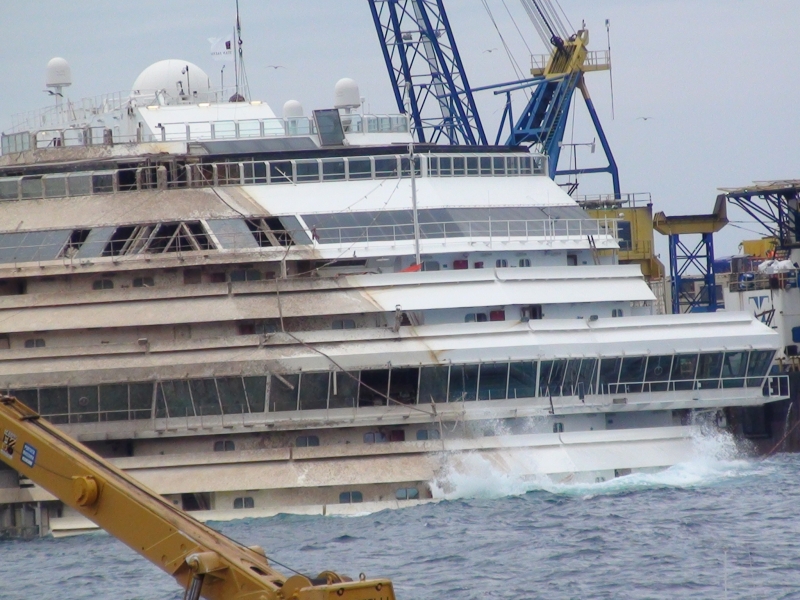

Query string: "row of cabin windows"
[429, 258, 537, 271]
[92, 277, 154, 290]
[364, 429, 439, 443]
[214, 435, 322, 452]
[8, 350, 774, 424]
[234, 488, 422, 508]
[213, 440, 235, 452]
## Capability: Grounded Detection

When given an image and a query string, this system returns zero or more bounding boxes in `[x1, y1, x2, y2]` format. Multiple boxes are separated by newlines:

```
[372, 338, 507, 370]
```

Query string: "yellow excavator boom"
[0, 395, 395, 600]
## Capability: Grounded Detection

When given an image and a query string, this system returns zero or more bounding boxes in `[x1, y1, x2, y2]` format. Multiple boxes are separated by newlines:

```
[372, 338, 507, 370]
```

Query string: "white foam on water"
[429, 426, 769, 501]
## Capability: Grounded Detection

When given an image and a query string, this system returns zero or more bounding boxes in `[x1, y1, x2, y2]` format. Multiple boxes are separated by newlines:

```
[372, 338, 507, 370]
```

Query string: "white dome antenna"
[283, 100, 304, 118]
[46, 57, 72, 89]
[334, 78, 361, 112]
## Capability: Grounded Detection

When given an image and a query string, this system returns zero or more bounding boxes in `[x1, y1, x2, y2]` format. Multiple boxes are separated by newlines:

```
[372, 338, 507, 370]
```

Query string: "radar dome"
[46, 57, 72, 88]
[283, 100, 304, 118]
[334, 78, 361, 110]
[131, 60, 212, 103]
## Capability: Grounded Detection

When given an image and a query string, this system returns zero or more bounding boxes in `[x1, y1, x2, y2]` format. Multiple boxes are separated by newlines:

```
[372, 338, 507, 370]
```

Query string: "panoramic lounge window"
[102, 221, 214, 256]
[314, 109, 346, 146]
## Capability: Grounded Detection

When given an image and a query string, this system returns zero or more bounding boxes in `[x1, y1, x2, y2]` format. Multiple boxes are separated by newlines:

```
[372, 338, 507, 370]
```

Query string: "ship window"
[520, 305, 543, 321]
[24, 338, 45, 348]
[270, 374, 299, 411]
[269, 161, 294, 184]
[364, 432, 388, 444]
[314, 109, 346, 147]
[576, 359, 598, 397]
[332, 319, 356, 330]
[93, 279, 114, 290]
[467, 156, 479, 175]
[158, 380, 197, 417]
[208, 272, 226, 283]
[489, 310, 505, 321]
[39, 387, 68, 423]
[329, 371, 359, 409]
[508, 361, 537, 399]
[214, 440, 235, 452]
[389, 429, 406, 442]
[416, 429, 441, 441]
[233, 496, 254, 509]
[9, 389, 38, 412]
[561, 360, 582, 396]
[478, 363, 509, 400]
[670, 354, 698, 390]
[359, 370, 389, 406]
[0, 334, 9, 350]
[230, 269, 262, 282]
[553, 422, 564, 433]
[216, 377, 249, 414]
[130, 383, 155, 420]
[238, 322, 256, 335]
[348, 158, 373, 180]
[722, 351, 748, 388]
[295, 160, 320, 182]
[99, 384, 129, 421]
[59, 229, 91, 258]
[567, 254, 578, 266]
[619, 357, 646, 393]
[495, 259, 508, 268]
[598, 358, 622, 394]
[389, 367, 419, 404]
[395, 488, 420, 500]
[296, 435, 320, 447]
[69, 386, 99, 424]
[183, 270, 202, 284]
[697, 353, 723, 389]
[422, 261, 440, 272]
[747, 350, 775, 387]
[449, 364, 478, 402]
[519, 258, 531, 267]
[612, 308, 624, 318]
[617, 221, 633, 251]
[339, 491, 363, 504]
[243, 376, 267, 413]
[465, 313, 488, 323]
[299, 373, 330, 410]
[419, 366, 449, 404]
[322, 159, 346, 181]
[645, 355, 673, 392]
[133, 277, 155, 288]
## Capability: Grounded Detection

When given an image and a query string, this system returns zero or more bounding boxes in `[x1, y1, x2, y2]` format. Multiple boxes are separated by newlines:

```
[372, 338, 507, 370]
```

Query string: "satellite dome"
[131, 60, 212, 103]
[334, 78, 361, 110]
[283, 100, 304, 118]
[46, 57, 72, 88]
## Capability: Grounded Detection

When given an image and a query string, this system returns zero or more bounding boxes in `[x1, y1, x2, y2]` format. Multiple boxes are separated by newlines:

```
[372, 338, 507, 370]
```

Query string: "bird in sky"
[265, 65, 285, 70]
[43, 90, 63, 97]
[636, 116, 654, 121]
[483, 48, 498, 53]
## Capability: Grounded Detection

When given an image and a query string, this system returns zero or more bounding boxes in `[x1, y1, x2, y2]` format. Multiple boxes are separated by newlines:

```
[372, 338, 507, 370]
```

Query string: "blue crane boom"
[368, 0, 487, 145]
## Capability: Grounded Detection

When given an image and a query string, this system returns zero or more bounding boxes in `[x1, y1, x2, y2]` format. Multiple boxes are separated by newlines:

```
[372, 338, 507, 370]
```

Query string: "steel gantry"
[720, 180, 800, 249]
[368, 0, 487, 145]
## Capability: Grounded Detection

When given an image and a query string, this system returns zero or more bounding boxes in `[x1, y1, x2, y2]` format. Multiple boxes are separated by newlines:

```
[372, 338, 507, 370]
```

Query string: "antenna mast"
[234, 0, 251, 100]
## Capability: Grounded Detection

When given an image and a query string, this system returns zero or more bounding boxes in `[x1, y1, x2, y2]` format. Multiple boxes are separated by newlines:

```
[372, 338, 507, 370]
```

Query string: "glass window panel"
[449, 364, 478, 402]
[576, 359, 597, 397]
[670, 354, 698, 391]
[216, 377, 249, 414]
[359, 370, 389, 407]
[270, 374, 299, 411]
[697, 353, 723, 389]
[540, 360, 567, 396]
[351, 491, 363, 503]
[39, 387, 68, 418]
[747, 350, 775, 387]
[645, 355, 673, 392]
[339, 492, 351, 503]
[160, 380, 197, 417]
[492, 156, 506, 175]
[43, 176, 67, 198]
[562, 360, 581, 396]
[129, 383, 153, 419]
[67, 174, 91, 196]
[348, 158, 372, 180]
[238, 120, 261, 138]
[329, 371, 358, 408]
[99, 384, 129, 421]
[439, 156, 452, 176]
[207, 219, 260, 250]
[0, 178, 19, 200]
[10, 389, 38, 412]
[453, 156, 465, 175]
[244, 376, 267, 412]
[478, 363, 508, 400]
[269, 161, 293, 184]
[189, 379, 222, 416]
[299, 372, 329, 410]
[91, 174, 114, 194]
[389, 367, 419, 404]
[69, 386, 99, 423]
[507, 361, 537, 399]
[21, 177, 43, 199]
[619, 357, 646, 393]
[480, 156, 492, 175]
[322, 159, 346, 181]
[419, 366, 449, 403]
[722, 351, 748, 388]
[466, 156, 479, 175]
[374, 157, 399, 178]
[428, 156, 439, 176]
[598, 358, 622, 394]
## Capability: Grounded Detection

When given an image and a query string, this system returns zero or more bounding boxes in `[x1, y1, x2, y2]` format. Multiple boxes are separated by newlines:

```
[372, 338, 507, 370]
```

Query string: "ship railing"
[574, 192, 652, 208]
[8, 91, 129, 134]
[729, 270, 799, 292]
[311, 217, 615, 245]
[0, 152, 547, 202]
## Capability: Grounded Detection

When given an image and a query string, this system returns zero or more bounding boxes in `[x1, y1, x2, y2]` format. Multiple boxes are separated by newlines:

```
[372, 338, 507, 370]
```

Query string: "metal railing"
[730, 270, 799, 292]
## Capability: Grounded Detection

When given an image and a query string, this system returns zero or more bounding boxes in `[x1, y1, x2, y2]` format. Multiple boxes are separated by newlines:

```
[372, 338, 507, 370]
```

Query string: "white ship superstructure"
[0, 59, 786, 536]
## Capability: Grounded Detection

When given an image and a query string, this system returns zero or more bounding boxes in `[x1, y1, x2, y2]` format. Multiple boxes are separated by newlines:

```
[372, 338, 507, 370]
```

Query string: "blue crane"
[369, 0, 620, 196]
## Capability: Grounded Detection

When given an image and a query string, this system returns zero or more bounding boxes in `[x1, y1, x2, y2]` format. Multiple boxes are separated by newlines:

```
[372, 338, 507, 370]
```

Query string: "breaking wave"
[429, 425, 768, 501]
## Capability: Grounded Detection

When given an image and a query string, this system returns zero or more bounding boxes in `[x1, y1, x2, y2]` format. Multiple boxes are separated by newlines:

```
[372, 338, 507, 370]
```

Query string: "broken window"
[133, 277, 155, 288]
[102, 221, 214, 256]
[92, 279, 114, 290]
[59, 229, 91, 259]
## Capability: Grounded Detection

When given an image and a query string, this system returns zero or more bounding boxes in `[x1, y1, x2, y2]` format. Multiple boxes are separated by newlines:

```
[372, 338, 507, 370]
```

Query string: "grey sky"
[1, 1, 796, 258]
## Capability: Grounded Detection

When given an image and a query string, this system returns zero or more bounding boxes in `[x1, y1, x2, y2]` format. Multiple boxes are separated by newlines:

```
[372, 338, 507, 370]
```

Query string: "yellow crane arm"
[0, 395, 395, 600]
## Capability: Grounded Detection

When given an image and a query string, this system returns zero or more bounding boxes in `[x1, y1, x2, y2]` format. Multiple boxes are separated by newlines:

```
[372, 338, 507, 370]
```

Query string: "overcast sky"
[1, 0, 797, 258]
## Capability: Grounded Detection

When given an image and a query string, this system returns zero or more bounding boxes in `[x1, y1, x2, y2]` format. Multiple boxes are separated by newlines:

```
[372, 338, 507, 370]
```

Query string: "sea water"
[2, 431, 799, 600]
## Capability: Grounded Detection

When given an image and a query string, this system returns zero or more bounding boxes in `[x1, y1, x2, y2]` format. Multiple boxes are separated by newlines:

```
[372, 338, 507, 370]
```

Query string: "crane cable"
[480, 0, 528, 86]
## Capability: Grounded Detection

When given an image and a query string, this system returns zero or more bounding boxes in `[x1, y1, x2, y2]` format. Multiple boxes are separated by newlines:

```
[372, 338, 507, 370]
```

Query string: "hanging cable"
[501, 0, 533, 56]
[481, 0, 528, 84]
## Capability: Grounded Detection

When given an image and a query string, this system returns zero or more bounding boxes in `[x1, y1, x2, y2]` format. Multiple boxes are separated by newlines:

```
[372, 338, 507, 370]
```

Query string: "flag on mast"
[209, 35, 234, 62]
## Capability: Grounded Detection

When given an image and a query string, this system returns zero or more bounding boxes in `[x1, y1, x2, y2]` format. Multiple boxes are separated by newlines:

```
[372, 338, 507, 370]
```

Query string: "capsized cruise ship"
[0, 57, 787, 536]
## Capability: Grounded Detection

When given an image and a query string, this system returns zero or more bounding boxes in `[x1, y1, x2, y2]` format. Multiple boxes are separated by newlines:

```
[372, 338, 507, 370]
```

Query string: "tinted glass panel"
[130, 383, 154, 419]
[645, 355, 673, 392]
[478, 363, 508, 400]
[419, 366, 449, 403]
[160, 380, 197, 417]
[69, 385, 99, 423]
[449, 364, 478, 402]
[359, 370, 389, 407]
[508, 361, 537, 399]
[576, 359, 597, 396]
[244, 376, 267, 412]
[299, 372, 329, 410]
[39, 387, 68, 418]
[671, 354, 698, 390]
[216, 377, 249, 414]
[722, 351, 747, 388]
[389, 367, 419, 404]
[207, 219, 260, 250]
[598, 358, 622, 393]
[747, 350, 774, 387]
[270, 374, 299, 411]
[99, 384, 128, 421]
[697, 353, 723, 389]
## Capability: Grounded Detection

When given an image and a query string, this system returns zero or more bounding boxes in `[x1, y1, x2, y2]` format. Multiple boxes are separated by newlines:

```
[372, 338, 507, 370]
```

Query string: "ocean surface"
[2, 431, 800, 600]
